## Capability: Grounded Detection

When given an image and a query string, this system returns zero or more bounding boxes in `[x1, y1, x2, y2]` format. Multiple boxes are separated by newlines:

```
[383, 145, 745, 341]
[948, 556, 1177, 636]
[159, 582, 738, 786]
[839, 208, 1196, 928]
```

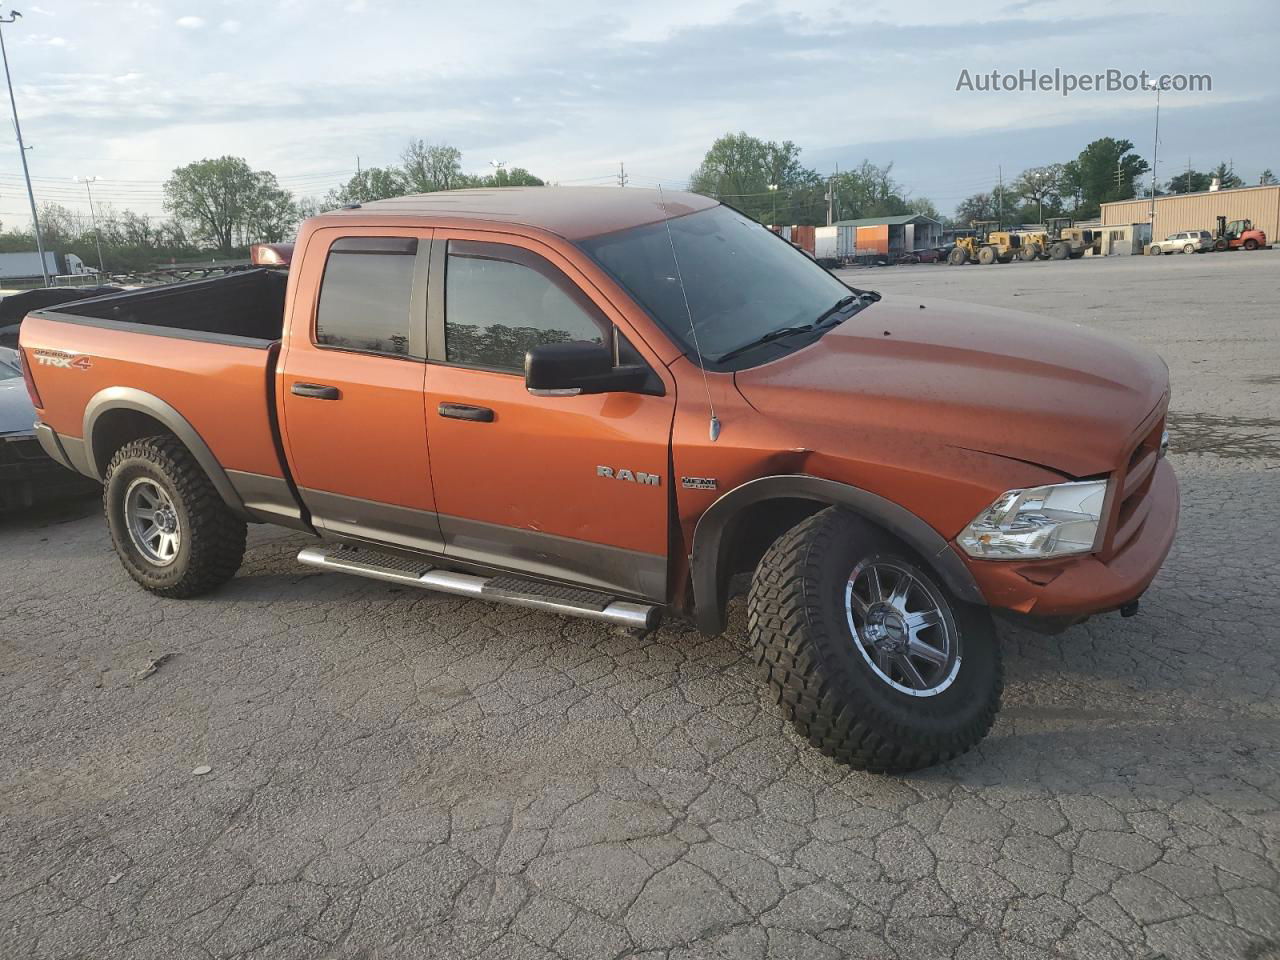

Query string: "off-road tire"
[104, 436, 246, 598]
[947, 247, 967, 265]
[1244, 238, 1259, 250]
[977, 246, 996, 265]
[747, 508, 1002, 772]
[1050, 242, 1070, 260]
[1020, 243, 1041, 261]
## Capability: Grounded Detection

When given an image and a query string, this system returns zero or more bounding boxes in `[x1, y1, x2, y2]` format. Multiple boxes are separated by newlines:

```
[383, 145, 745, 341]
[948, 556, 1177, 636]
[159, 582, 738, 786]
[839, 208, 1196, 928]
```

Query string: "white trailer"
[0, 251, 93, 281]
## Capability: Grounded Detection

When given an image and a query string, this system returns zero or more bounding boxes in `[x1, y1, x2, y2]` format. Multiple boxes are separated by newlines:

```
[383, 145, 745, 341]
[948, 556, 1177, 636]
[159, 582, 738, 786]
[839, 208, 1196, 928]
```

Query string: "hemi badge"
[681, 477, 717, 491]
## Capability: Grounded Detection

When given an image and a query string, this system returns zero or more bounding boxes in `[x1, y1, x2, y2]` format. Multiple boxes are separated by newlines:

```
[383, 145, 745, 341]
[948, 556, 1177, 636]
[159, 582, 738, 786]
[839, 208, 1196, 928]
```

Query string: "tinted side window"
[315, 237, 417, 356]
[445, 240, 605, 372]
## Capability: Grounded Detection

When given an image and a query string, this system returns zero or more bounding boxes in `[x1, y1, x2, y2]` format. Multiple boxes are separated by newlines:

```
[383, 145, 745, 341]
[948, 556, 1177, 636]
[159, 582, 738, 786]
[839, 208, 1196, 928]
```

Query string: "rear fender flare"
[83, 386, 248, 518]
[689, 474, 985, 635]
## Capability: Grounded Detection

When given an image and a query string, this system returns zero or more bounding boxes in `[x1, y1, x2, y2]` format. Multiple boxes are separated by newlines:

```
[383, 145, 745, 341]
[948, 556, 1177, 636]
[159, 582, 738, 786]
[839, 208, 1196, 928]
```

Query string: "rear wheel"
[1244, 238, 1259, 250]
[977, 246, 996, 265]
[1020, 243, 1041, 261]
[1183, 244, 1196, 255]
[104, 436, 247, 598]
[747, 508, 1002, 772]
[1049, 243, 1069, 260]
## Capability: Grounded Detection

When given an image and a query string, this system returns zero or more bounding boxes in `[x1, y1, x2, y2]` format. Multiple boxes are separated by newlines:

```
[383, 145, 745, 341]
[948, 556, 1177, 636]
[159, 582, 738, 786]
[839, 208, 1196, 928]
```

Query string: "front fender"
[689, 474, 985, 635]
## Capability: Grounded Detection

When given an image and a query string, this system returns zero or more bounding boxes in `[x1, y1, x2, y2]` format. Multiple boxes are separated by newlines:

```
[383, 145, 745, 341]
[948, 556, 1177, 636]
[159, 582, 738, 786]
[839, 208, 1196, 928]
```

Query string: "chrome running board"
[296, 544, 659, 631]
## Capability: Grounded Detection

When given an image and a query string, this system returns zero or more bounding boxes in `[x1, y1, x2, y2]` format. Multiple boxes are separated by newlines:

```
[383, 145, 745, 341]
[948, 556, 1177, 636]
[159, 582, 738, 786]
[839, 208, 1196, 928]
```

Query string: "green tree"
[164, 156, 277, 256]
[325, 167, 408, 207]
[829, 161, 915, 222]
[1165, 169, 1213, 194]
[906, 196, 941, 221]
[1260, 169, 1277, 186]
[243, 171, 298, 243]
[1011, 164, 1065, 222]
[1064, 138, 1148, 219]
[954, 192, 996, 226]
[689, 132, 820, 224]
[1208, 161, 1244, 190]
[480, 166, 545, 187]
[402, 139, 466, 192]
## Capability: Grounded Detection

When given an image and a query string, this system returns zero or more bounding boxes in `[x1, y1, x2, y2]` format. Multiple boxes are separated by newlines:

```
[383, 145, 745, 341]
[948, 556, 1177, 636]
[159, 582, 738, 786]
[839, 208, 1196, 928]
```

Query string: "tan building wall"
[1101, 185, 1280, 243]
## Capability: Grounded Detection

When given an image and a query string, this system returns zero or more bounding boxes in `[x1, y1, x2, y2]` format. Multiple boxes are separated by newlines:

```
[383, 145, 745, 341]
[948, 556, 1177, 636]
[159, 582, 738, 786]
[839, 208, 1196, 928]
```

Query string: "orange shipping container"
[856, 224, 889, 256]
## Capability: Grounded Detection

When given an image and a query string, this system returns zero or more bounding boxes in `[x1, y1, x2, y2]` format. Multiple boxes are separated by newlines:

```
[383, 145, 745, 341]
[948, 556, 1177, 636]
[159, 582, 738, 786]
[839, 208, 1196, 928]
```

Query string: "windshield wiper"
[714, 325, 817, 363]
[814, 294, 858, 326]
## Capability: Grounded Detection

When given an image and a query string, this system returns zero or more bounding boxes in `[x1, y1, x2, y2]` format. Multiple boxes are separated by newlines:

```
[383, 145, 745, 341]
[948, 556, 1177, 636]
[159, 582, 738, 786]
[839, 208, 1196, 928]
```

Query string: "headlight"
[958, 480, 1108, 559]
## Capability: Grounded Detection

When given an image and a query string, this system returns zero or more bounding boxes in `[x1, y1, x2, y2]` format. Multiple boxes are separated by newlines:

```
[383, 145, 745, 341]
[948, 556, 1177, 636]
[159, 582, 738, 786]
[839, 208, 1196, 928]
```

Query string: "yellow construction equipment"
[948, 221, 1023, 264]
[1042, 218, 1099, 259]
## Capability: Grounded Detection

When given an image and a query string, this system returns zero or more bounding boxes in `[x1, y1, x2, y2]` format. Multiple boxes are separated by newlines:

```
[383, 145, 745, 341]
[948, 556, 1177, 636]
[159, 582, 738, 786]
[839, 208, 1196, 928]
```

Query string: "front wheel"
[1148, 245, 1162, 256]
[947, 247, 967, 265]
[104, 436, 247, 598]
[747, 508, 1002, 772]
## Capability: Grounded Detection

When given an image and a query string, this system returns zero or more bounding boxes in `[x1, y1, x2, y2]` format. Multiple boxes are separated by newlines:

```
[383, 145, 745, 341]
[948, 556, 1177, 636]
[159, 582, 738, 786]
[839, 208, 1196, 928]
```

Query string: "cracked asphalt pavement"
[3, 251, 1278, 959]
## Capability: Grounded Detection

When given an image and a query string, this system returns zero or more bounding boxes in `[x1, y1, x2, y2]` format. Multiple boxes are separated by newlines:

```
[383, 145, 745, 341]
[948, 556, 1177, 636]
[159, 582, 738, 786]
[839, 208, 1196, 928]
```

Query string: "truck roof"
[314, 186, 718, 241]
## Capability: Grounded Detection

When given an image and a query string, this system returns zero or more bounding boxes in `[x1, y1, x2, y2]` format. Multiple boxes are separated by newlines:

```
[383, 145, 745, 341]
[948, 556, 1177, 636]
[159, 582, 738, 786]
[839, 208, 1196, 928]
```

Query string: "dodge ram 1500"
[19, 188, 1179, 771]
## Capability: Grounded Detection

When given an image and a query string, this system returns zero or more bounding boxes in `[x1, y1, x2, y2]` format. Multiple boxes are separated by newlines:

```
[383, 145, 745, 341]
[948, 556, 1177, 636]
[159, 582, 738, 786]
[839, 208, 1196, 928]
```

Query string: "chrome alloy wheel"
[124, 477, 182, 566]
[845, 558, 961, 697]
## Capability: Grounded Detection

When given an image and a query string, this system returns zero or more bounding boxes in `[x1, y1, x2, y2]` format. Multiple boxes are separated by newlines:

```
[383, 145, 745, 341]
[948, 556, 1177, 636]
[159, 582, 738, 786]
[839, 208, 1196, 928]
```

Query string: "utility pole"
[75, 176, 105, 275]
[767, 183, 778, 224]
[617, 162, 628, 187]
[997, 165, 1003, 225]
[1146, 80, 1161, 234]
[825, 162, 839, 226]
[0, 11, 48, 286]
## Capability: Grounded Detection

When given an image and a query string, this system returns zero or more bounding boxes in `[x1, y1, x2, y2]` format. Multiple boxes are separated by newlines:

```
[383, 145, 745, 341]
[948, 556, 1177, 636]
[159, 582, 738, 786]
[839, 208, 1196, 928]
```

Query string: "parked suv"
[1148, 231, 1212, 255]
[19, 188, 1179, 772]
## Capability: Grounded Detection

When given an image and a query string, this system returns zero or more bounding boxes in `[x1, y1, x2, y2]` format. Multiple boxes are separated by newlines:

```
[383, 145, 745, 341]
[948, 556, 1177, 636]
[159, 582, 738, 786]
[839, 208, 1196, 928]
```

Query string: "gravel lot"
[2, 250, 1278, 960]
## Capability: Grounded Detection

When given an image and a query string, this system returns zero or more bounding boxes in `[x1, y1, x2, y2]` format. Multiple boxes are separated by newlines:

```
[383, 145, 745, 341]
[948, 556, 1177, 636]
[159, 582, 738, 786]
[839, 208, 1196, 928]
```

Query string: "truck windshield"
[579, 205, 858, 363]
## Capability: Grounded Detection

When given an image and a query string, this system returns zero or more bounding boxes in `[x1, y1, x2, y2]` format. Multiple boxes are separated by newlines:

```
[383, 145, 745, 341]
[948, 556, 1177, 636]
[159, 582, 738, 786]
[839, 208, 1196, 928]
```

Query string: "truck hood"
[732, 296, 1168, 478]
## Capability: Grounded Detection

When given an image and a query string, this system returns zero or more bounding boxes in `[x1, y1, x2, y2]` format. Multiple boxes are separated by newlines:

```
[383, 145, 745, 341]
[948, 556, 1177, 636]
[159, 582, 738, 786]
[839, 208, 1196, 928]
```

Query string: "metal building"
[1101, 184, 1280, 244]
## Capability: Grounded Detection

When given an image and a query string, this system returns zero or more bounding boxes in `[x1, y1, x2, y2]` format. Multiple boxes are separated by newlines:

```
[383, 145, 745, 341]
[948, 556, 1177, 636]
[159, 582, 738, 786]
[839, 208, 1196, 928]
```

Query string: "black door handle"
[438, 402, 494, 422]
[291, 382, 341, 400]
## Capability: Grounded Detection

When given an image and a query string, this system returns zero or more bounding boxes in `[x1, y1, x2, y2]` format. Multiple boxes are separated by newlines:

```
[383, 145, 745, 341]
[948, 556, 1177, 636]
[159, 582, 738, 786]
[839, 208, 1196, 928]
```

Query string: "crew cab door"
[279, 227, 442, 551]
[422, 231, 674, 600]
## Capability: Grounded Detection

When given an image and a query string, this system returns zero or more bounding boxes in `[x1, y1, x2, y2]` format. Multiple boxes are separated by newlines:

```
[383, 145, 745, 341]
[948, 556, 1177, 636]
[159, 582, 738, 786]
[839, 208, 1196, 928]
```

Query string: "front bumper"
[962, 458, 1179, 621]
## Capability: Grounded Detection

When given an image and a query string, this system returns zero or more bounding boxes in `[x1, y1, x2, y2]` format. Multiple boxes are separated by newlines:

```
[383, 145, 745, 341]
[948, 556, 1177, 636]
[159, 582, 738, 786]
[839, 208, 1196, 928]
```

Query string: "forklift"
[1211, 216, 1269, 251]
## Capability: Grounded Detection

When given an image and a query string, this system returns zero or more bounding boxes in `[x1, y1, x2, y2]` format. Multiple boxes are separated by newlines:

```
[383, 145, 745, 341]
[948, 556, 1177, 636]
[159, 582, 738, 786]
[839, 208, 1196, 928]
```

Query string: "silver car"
[1, 346, 98, 510]
[1148, 230, 1212, 255]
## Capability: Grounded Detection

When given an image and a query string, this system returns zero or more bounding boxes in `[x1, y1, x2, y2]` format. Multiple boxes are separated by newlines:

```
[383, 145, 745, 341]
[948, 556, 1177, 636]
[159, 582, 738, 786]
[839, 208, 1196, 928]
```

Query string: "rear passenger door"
[279, 227, 442, 552]
[421, 231, 675, 601]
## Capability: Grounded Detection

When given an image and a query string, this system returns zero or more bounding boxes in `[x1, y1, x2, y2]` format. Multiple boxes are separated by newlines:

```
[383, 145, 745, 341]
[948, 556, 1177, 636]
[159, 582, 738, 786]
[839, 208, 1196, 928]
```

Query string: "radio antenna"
[657, 184, 720, 442]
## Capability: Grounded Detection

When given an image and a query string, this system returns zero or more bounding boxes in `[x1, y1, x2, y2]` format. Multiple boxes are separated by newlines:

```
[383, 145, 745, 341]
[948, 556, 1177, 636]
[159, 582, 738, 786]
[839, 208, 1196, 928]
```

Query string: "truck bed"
[44, 269, 287, 344]
[20, 269, 298, 523]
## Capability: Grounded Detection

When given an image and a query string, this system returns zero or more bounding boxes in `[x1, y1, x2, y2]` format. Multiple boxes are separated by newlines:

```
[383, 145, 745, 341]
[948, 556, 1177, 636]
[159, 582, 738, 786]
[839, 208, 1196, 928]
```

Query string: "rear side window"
[444, 240, 606, 372]
[315, 237, 417, 356]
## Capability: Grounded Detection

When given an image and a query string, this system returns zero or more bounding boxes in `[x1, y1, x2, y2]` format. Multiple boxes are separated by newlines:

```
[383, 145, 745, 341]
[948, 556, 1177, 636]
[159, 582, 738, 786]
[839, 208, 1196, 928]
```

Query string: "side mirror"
[525, 341, 648, 396]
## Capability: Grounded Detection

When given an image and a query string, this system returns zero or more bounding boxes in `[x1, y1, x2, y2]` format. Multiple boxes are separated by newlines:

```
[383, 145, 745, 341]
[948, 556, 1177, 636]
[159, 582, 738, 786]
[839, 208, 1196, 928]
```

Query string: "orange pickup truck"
[18, 188, 1179, 771]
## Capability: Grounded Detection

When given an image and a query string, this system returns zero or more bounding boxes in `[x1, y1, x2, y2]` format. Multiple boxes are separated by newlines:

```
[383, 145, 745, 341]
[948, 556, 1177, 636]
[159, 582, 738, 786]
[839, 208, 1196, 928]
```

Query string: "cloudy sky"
[2, 0, 1277, 225]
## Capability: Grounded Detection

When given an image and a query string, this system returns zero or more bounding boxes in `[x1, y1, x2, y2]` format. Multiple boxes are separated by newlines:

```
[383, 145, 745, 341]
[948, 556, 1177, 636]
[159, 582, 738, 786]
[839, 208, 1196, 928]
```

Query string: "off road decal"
[33, 349, 91, 370]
